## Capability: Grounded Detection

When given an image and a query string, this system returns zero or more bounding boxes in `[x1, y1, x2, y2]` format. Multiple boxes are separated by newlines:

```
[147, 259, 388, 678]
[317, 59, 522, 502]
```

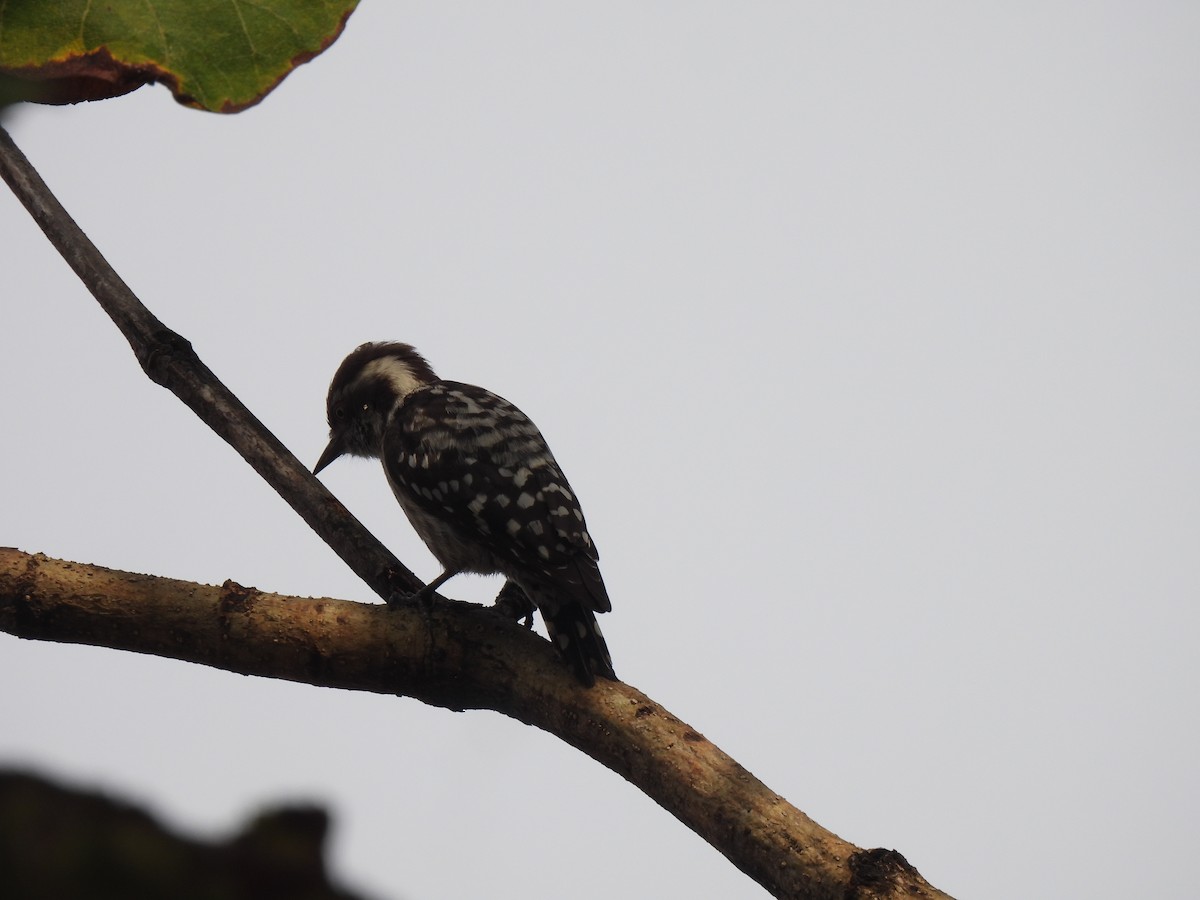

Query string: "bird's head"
[314, 342, 438, 473]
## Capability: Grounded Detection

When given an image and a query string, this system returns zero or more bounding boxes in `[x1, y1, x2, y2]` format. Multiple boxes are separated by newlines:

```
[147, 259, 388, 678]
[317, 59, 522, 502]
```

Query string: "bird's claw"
[494, 580, 535, 629]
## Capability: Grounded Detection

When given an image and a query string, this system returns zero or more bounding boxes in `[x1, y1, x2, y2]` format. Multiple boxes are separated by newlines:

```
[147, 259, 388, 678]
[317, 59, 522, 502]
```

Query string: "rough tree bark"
[0, 125, 955, 900]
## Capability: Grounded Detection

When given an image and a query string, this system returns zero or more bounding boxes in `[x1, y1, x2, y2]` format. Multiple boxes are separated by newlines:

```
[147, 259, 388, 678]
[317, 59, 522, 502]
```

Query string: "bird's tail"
[542, 604, 617, 687]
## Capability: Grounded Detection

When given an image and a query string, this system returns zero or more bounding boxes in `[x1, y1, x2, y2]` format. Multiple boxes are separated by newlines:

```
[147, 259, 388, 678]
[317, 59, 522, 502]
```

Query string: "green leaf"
[0, 0, 360, 113]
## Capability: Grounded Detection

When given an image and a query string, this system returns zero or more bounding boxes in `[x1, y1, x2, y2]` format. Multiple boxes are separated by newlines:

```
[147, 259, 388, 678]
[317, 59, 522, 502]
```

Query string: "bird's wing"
[382, 383, 608, 613]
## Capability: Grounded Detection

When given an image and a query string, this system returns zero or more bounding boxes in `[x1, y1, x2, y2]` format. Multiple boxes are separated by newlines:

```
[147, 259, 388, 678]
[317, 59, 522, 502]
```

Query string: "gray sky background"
[3, 4, 1198, 898]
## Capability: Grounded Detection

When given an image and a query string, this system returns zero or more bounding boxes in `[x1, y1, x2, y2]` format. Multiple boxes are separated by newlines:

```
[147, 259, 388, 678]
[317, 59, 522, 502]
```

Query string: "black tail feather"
[542, 604, 617, 687]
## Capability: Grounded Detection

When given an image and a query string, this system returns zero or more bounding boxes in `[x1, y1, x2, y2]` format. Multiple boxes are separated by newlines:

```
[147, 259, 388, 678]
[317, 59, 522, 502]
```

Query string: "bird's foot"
[383, 567, 448, 611]
[494, 580, 535, 629]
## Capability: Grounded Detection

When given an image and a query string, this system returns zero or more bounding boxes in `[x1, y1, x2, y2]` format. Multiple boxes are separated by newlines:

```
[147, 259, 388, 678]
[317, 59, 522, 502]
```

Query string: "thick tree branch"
[1, 550, 951, 900]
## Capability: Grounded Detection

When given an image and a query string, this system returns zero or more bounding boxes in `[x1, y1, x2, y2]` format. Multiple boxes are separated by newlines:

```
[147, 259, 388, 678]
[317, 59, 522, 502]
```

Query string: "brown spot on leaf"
[0, 47, 167, 105]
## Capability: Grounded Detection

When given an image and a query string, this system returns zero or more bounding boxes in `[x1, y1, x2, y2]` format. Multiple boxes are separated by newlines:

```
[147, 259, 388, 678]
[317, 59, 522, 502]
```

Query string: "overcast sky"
[3, 4, 1198, 899]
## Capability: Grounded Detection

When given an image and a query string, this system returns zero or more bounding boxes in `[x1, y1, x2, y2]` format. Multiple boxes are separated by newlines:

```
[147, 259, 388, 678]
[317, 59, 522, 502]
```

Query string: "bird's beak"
[313, 431, 348, 475]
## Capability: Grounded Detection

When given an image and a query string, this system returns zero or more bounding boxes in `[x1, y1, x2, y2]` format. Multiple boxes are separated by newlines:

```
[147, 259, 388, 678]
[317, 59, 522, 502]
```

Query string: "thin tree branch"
[0, 123, 417, 602]
[1, 124, 956, 898]
[0, 550, 952, 900]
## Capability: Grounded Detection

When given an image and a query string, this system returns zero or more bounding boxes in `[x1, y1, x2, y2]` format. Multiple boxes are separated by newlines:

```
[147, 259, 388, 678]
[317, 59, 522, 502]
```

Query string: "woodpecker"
[313, 342, 616, 686]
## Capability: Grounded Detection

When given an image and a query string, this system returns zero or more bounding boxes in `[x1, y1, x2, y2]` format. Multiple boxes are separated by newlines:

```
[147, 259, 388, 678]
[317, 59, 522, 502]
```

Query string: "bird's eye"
[334, 407, 346, 420]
